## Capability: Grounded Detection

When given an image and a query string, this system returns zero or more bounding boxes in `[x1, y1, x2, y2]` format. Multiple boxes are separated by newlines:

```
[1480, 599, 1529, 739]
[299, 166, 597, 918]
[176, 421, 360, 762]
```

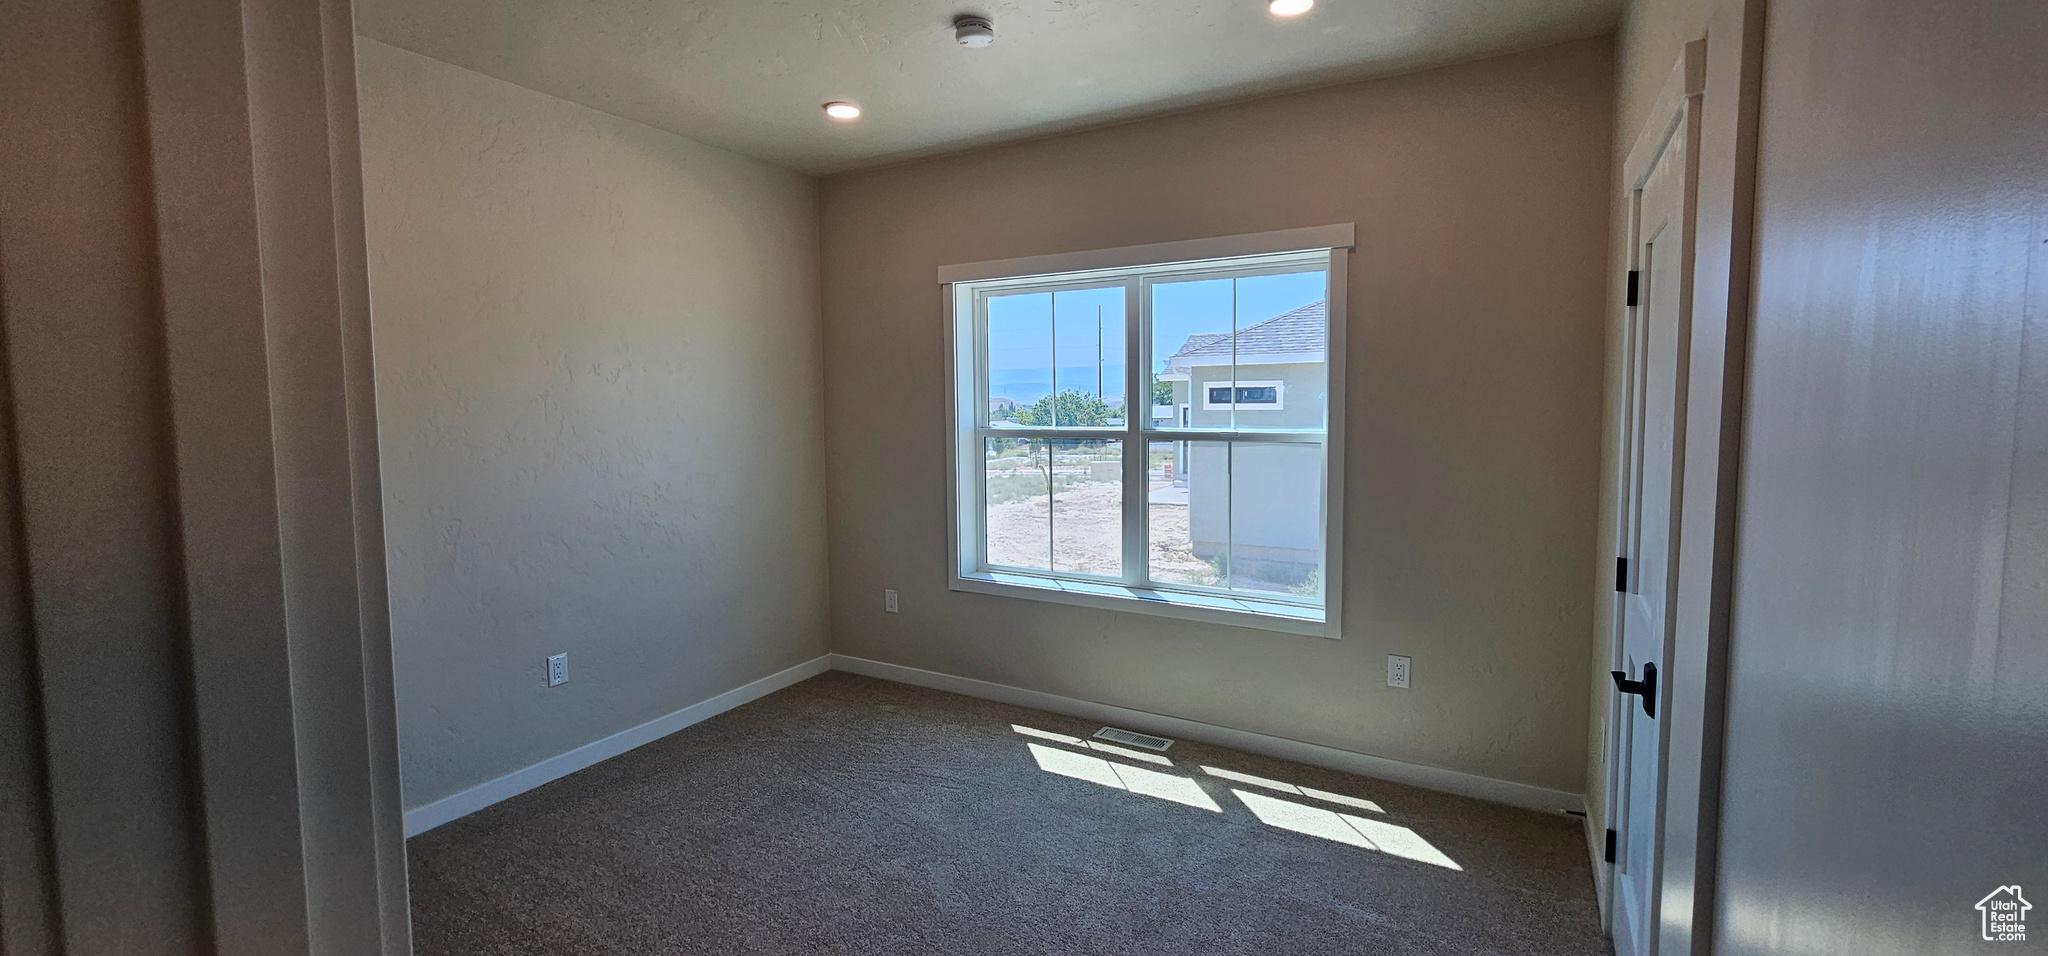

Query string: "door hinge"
[1626, 270, 1640, 307]
[1615, 556, 1629, 592]
[1603, 828, 1617, 864]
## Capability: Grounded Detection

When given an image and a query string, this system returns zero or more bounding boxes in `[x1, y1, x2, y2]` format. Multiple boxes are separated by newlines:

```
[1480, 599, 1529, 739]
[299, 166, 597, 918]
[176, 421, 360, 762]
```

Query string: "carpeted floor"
[407, 672, 1605, 955]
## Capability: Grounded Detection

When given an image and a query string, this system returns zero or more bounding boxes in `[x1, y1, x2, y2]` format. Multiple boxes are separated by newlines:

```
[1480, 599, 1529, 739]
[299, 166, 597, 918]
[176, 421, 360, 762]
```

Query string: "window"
[1204, 381, 1284, 410]
[943, 226, 1350, 637]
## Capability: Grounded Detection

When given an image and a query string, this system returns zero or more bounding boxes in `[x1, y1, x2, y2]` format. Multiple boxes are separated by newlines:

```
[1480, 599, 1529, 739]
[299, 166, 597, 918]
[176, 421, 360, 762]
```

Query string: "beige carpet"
[407, 671, 1605, 955]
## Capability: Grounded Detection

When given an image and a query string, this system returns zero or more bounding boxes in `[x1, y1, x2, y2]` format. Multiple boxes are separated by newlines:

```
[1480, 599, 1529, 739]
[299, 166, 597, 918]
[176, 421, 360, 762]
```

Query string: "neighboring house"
[1157, 300, 1327, 590]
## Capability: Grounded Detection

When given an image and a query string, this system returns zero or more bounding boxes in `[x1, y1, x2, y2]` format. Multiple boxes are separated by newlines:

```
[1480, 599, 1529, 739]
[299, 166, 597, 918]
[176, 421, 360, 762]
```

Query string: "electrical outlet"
[547, 653, 568, 687]
[1387, 655, 1411, 689]
[884, 589, 899, 613]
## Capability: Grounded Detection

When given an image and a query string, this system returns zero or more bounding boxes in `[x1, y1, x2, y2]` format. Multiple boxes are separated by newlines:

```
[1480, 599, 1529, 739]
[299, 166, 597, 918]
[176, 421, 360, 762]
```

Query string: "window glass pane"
[1227, 270, 1327, 431]
[1050, 440, 1121, 577]
[1051, 288, 1126, 426]
[1150, 277, 1230, 431]
[985, 437, 1050, 570]
[1151, 270, 1328, 432]
[1146, 440, 1322, 598]
[985, 291, 1051, 426]
[1148, 439, 1227, 587]
[964, 250, 1333, 618]
[1229, 442, 1323, 597]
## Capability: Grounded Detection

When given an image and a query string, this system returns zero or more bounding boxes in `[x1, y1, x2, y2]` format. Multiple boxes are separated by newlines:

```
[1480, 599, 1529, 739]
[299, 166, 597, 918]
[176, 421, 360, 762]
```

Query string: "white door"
[1610, 94, 1695, 956]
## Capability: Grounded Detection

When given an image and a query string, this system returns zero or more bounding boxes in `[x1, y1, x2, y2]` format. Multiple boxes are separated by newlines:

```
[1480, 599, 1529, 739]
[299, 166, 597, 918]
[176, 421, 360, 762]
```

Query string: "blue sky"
[987, 287, 1127, 405]
[986, 270, 1325, 406]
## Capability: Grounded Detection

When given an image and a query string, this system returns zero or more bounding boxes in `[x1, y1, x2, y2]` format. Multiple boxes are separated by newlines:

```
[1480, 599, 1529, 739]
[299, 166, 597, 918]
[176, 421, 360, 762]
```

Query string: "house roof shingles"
[1166, 300, 1325, 371]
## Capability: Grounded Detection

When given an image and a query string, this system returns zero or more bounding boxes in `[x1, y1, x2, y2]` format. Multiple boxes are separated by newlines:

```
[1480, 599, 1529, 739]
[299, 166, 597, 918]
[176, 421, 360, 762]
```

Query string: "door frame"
[0, 1, 415, 953]
[1593, 0, 1769, 952]
[1650, 1, 1766, 954]
[1600, 37, 1707, 953]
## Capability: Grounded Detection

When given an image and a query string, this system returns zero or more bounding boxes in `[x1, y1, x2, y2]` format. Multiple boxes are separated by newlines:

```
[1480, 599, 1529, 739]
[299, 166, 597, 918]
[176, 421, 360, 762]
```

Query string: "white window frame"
[941, 224, 1351, 638]
[1202, 380, 1285, 411]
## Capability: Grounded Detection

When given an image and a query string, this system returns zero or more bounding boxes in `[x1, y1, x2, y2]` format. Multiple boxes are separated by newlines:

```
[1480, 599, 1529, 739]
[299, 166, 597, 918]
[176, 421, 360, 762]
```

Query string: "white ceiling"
[355, 0, 1618, 175]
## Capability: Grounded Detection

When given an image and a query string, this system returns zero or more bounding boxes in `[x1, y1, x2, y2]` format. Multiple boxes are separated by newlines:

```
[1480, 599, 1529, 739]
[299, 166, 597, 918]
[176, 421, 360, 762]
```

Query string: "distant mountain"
[989, 364, 1126, 405]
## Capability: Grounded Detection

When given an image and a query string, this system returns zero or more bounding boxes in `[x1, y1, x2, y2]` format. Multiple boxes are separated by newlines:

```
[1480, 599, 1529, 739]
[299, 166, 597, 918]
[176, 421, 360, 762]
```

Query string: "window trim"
[942, 226, 1350, 639]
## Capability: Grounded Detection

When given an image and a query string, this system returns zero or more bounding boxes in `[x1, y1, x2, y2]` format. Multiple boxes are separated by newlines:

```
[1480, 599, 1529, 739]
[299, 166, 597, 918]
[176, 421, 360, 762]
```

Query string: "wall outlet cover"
[547, 653, 569, 687]
[884, 589, 899, 613]
[1387, 655, 1411, 689]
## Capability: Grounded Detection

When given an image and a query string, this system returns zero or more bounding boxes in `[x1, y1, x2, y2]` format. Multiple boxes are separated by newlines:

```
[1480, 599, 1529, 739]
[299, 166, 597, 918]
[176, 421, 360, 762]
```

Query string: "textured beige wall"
[357, 40, 830, 810]
[820, 37, 1613, 794]
[1584, 0, 1712, 858]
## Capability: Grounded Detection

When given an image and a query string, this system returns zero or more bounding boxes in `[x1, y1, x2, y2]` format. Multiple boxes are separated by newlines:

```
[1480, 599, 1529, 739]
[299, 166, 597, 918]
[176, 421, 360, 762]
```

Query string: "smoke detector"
[953, 15, 995, 47]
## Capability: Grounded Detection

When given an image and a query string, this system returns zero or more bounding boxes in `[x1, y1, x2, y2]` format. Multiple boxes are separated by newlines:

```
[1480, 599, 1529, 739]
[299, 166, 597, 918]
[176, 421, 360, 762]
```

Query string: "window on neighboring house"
[1204, 381, 1284, 410]
[943, 226, 1350, 636]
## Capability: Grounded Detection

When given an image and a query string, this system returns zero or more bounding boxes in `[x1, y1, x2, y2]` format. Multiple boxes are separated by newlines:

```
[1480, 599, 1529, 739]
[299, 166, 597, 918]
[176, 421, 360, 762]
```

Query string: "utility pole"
[1096, 305, 1104, 400]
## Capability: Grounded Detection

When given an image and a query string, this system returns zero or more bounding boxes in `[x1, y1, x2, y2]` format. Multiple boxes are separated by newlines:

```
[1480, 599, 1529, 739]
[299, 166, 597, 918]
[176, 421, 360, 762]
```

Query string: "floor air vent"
[1093, 727, 1174, 752]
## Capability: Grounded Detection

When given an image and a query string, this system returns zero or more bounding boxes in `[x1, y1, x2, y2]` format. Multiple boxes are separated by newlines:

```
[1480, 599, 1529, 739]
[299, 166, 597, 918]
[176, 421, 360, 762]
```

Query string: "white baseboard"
[403, 654, 832, 836]
[403, 650, 1584, 836]
[830, 653, 1586, 816]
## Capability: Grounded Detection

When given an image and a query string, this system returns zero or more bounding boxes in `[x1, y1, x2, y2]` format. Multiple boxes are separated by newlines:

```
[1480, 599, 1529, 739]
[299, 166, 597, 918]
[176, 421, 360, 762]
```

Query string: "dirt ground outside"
[985, 479, 1217, 584]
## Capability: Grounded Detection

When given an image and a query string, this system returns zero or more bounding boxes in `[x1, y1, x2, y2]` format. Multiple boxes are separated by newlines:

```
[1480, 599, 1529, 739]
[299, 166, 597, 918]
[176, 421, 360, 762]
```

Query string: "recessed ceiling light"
[1268, 0, 1313, 15]
[824, 101, 862, 120]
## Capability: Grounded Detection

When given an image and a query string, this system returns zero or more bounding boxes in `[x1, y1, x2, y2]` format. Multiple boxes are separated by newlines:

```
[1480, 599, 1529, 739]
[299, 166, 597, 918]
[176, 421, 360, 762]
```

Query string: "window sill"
[950, 570, 1337, 639]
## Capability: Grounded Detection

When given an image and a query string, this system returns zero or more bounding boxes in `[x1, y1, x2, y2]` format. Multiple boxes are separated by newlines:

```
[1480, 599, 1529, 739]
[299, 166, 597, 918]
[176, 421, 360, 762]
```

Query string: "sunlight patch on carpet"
[1234, 789, 1461, 869]
[1014, 724, 1174, 765]
[1203, 765, 1383, 812]
[1026, 743, 1218, 810]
